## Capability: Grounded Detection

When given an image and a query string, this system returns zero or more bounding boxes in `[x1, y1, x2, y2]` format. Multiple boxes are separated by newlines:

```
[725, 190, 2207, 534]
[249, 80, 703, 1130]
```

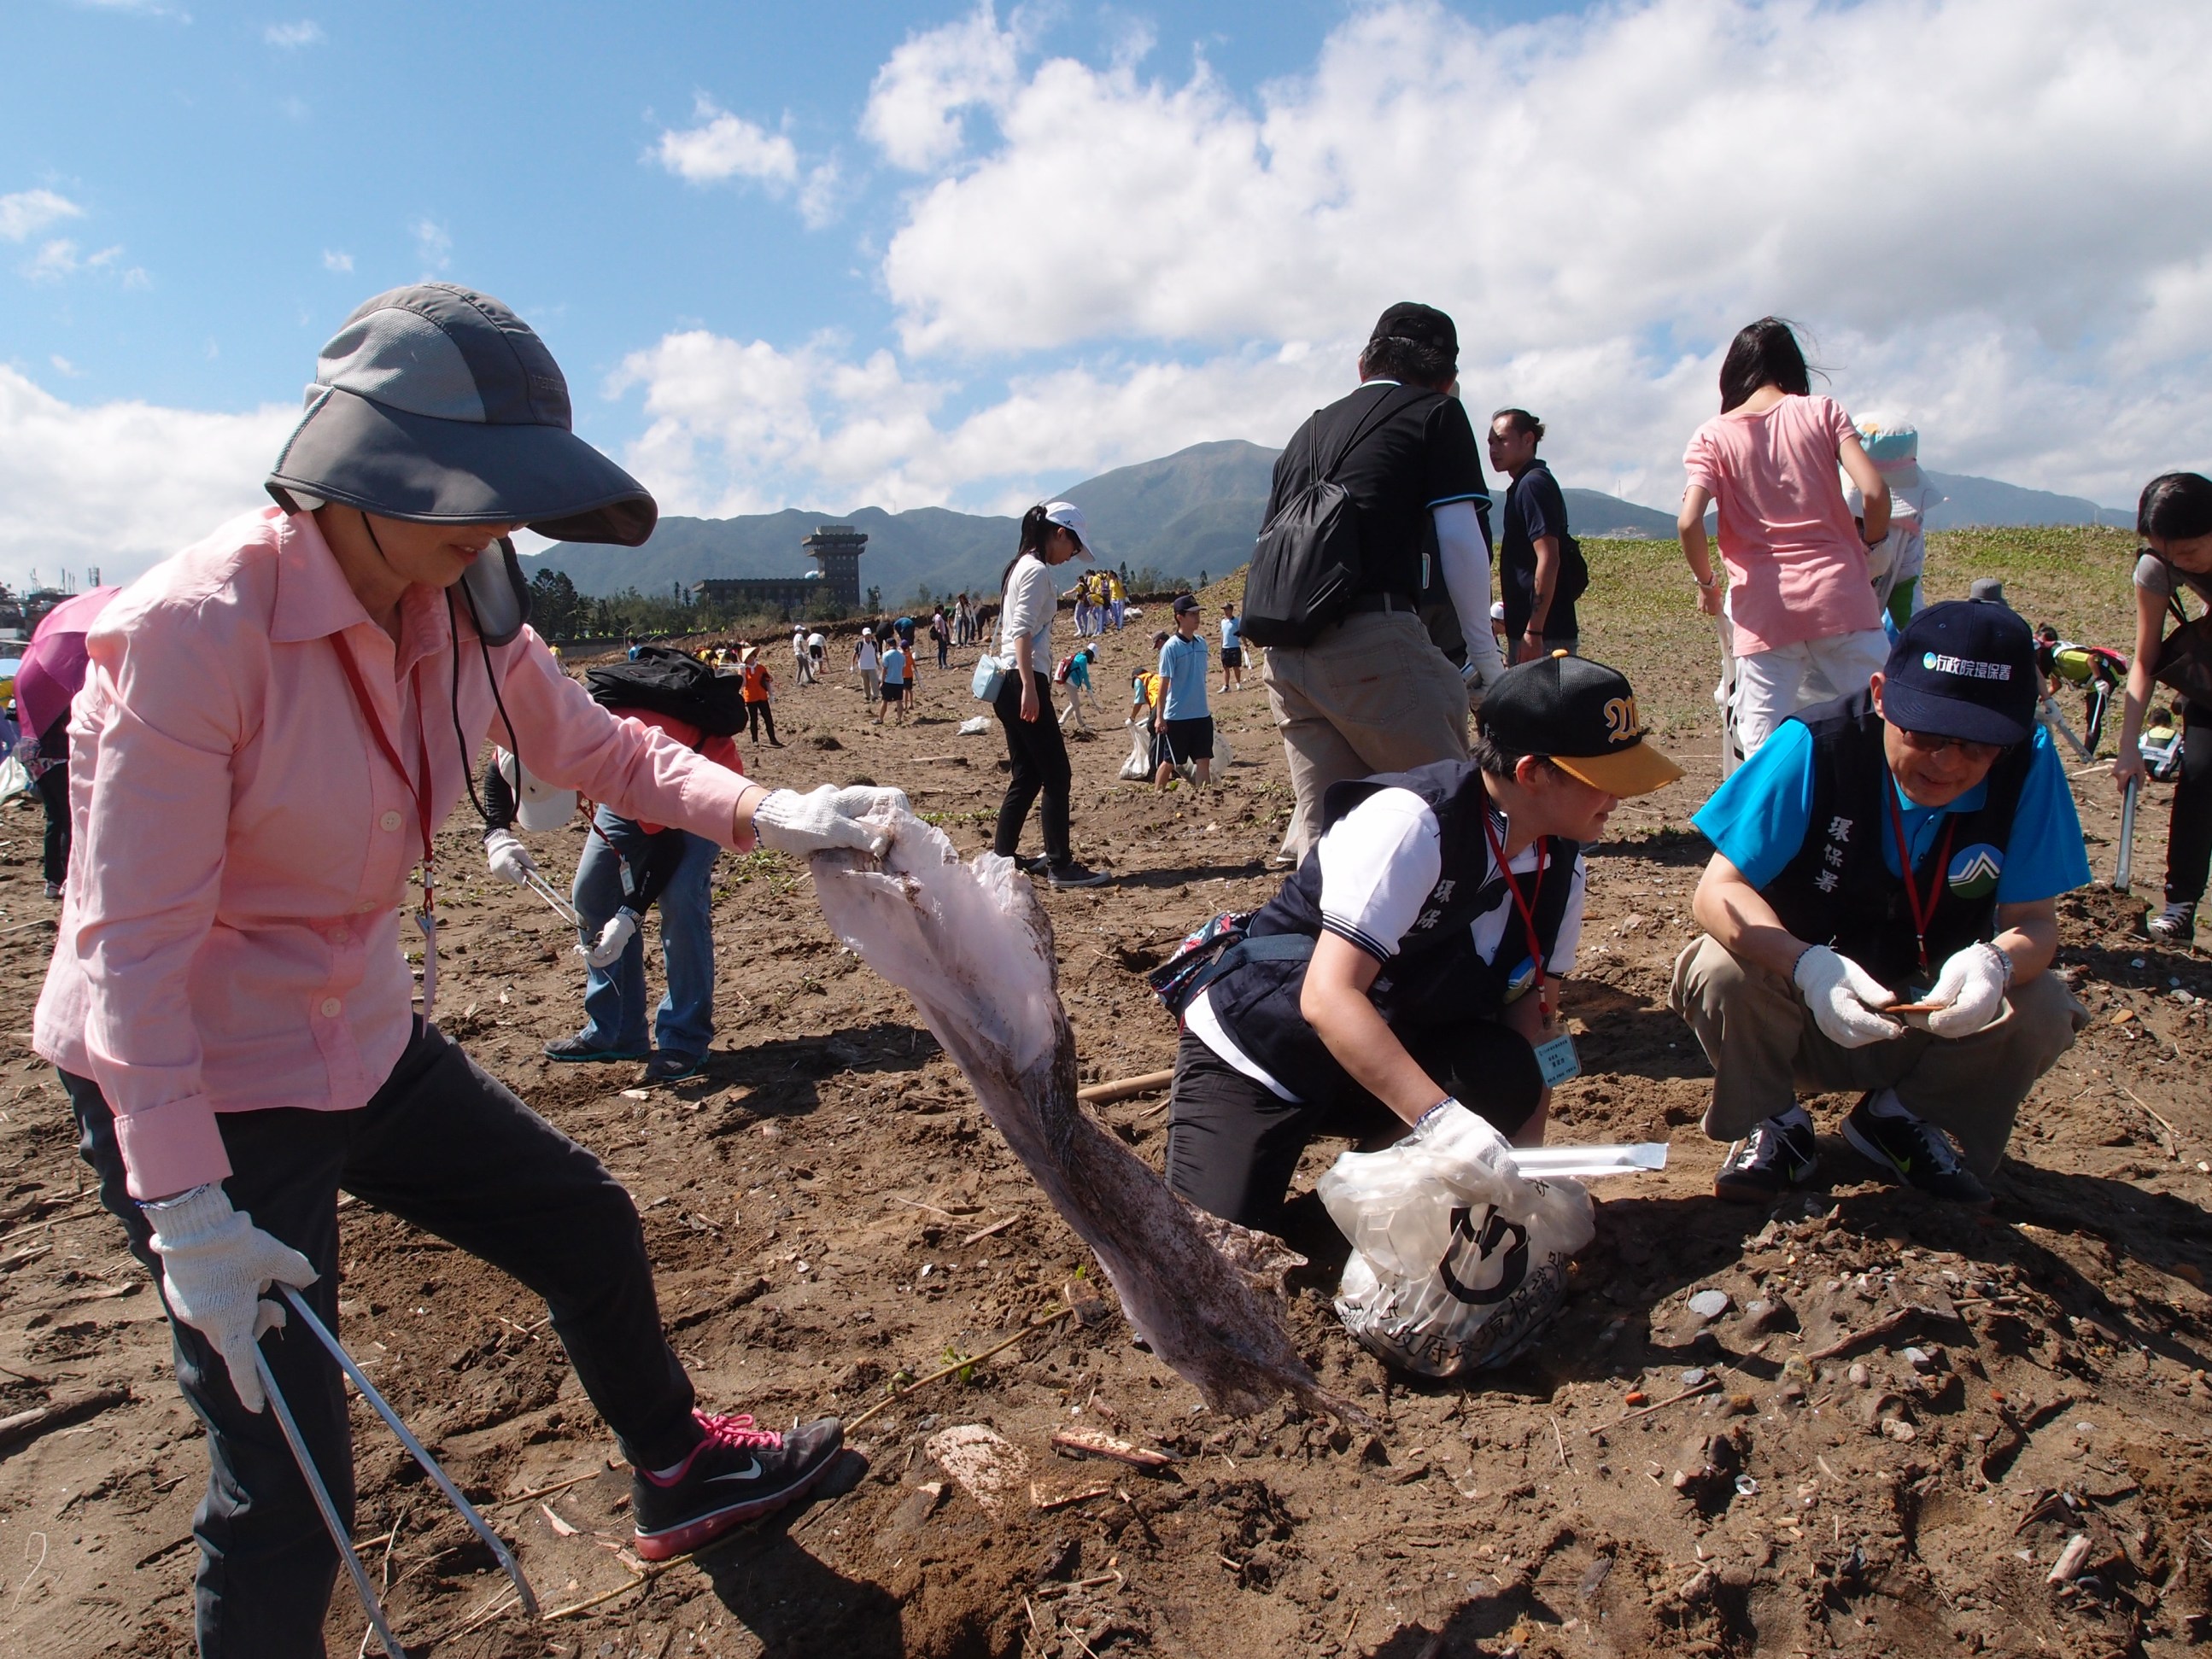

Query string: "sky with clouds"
[3, 0, 2208, 587]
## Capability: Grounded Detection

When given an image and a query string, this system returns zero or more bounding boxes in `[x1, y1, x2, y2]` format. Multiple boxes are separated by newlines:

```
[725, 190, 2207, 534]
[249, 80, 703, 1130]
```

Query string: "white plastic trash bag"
[958, 715, 992, 736]
[1119, 722, 1153, 781]
[1317, 1106, 1595, 1376]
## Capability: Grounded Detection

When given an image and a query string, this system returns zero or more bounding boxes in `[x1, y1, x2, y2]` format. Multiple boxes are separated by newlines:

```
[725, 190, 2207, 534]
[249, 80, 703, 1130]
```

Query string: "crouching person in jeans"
[1164, 655, 1680, 1232]
[1672, 601, 2089, 1207]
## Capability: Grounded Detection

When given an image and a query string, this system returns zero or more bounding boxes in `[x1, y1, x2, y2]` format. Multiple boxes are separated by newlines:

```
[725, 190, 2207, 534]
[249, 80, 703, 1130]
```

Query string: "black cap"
[1172, 593, 1202, 615]
[1369, 301, 1457, 359]
[1880, 600, 2039, 746]
[1478, 653, 1682, 796]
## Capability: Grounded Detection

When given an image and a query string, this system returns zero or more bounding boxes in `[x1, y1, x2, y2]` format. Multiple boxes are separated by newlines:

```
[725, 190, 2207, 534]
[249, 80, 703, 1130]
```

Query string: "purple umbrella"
[16, 587, 119, 744]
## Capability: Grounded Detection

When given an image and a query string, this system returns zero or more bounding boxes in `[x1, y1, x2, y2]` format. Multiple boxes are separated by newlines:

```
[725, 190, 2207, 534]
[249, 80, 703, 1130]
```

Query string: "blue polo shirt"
[1694, 719, 2090, 902]
[1158, 633, 1211, 721]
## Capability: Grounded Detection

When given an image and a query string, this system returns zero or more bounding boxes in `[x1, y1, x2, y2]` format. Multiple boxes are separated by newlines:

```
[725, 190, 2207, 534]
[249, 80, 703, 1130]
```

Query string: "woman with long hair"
[1678, 317, 1894, 757]
[2111, 471, 2212, 943]
[993, 502, 1110, 886]
[36, 283, 905, 1648]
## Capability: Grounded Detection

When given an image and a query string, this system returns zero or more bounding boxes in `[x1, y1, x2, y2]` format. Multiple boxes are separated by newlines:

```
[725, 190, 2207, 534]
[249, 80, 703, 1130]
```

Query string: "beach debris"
[928, 1424, 1029, 1516]
[1050, 1428, 1175, 1468]
[1687, 1289, 1730, 1322]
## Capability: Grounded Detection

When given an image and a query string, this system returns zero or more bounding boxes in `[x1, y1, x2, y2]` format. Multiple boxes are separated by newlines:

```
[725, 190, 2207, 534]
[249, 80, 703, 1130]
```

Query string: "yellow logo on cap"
[1603, 695, 1639, 744]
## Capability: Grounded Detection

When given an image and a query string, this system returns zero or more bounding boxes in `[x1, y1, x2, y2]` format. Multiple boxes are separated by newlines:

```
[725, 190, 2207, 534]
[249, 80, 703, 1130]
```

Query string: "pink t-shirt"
[1682, 394, 1880, 655]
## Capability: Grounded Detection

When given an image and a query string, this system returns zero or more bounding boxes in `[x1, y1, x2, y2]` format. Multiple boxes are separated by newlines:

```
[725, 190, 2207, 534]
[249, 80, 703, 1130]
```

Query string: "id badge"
[1534, 1031, 1581, 1087]
[414, 909, 437, 1020]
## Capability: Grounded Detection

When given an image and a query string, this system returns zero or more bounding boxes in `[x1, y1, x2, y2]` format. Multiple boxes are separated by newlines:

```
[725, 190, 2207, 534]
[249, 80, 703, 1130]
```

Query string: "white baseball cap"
[497, 750, 576, 832]
[1041, 499, 1096, 560]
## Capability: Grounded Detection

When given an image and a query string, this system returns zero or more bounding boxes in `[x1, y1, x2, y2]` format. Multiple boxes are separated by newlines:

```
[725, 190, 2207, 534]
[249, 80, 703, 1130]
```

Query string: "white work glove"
[483, 828, 538, 885]
[1793, 945, 1905, 1048]
[582, 907, 641, 969]
[753, 785, 910, 859]
[144, 1184, 319, 1414]
[1918, 941, 2011, 1037]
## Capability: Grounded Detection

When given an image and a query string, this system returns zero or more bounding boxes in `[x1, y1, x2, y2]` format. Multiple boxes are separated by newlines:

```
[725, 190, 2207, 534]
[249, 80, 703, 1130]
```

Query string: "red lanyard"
[1479, 809, 1552, 1015]
[1882, 770, 1955, 974]
[332, 637, 437, 919]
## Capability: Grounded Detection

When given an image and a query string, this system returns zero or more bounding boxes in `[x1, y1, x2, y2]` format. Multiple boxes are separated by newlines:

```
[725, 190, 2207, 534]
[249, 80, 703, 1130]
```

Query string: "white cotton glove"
[1918, 941, 2012, 1037]
[1792, 944, 1905, 1049]
[1461, 628, 1507, 696]
[753, 785, 910, 859]
[582, 907, 641, 968]
[144, 1184, 319, 1414]
[483, 828, 538, 885]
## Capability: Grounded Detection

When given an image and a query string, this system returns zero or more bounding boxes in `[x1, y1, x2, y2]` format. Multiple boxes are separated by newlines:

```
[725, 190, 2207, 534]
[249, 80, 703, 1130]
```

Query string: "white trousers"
[1732, 627, 1890, 758]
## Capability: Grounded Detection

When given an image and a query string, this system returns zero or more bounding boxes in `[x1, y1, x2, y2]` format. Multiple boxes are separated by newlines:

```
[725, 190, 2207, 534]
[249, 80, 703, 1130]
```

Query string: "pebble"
[1881, 1418, 1918, 1442]
[1680, 1367, 1709, 1387]
[1846, 1362, 1870, 1386]
[1904, 1346, 1934, 1370]
[1688, 1290, 1730, 1321]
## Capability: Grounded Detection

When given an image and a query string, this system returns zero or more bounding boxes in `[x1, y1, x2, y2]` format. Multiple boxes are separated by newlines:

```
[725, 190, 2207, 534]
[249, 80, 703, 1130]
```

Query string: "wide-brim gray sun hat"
[267, 283, 657, 546]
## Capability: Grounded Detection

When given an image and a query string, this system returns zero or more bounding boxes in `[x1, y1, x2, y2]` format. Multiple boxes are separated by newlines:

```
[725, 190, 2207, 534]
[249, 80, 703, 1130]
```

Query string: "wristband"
[139, 1183, 214, 1212]
[1694, 575, 1719, 591]
[1984, 941, 2016, 988]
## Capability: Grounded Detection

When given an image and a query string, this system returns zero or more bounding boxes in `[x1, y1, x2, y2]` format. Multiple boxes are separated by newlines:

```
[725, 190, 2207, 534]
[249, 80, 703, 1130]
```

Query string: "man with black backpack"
[1246, 302, 1507, 864]
[1488, 408, 1588, 663]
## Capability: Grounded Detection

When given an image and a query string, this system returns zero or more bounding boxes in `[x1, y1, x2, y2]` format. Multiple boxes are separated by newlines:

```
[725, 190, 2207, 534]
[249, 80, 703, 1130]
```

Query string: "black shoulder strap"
[1317, 385, 1437, 489]
[2162, 554, 2200, 630]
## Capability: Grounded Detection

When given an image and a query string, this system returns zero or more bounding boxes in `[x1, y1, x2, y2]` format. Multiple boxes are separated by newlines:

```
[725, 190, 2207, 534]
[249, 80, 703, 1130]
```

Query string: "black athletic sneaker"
[640, 1050, 704, 1084]
[543, 1033, 649, 1063]
[1713, 1114, 1820, 1203]
[1046, 861, 1111, 889]
[1841, 1098, 1992, 1206]
[632, 1411, 844, 1561]
[2148, 901, 2197, 944]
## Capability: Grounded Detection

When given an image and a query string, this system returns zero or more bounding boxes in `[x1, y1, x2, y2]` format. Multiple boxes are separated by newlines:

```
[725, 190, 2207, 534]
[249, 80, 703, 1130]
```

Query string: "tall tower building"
[799, 524, 867, 610]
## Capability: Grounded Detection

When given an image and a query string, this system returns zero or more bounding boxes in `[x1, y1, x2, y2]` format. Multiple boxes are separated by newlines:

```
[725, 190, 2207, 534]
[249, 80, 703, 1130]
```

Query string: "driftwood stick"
[0, 1387, 132, 1452]
[1075, 1071, 1174, 1106]
[1804, 1306, 1924, 1363]
[846, 1306, 1072, 1434]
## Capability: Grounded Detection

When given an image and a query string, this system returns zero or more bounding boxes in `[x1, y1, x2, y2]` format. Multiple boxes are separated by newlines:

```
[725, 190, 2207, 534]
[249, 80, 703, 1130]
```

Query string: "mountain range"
[527, 439, 2121, 600]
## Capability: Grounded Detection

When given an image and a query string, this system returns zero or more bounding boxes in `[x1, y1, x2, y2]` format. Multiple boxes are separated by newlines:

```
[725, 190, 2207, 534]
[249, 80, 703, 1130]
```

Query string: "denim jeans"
[62, 1022, 697, 1657]
[571, 807, 719, 1058]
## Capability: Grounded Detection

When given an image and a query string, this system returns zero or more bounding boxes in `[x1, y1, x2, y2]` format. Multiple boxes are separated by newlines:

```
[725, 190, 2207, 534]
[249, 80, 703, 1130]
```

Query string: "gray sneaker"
[2148, 901, 2197, 944]
[1841, 1098, 1992, 1206]
[1046, 861, 1111, 889]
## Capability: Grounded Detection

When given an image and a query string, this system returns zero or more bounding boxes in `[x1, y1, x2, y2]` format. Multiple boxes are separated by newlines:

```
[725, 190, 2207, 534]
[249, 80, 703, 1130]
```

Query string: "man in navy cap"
[1673, 601, 2090, 1206]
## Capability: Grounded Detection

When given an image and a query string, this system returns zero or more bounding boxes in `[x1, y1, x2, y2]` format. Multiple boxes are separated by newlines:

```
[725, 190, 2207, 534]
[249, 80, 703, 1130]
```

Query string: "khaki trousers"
[1261, 610, 1470, 861]
[1668, 934, 2086, 1177]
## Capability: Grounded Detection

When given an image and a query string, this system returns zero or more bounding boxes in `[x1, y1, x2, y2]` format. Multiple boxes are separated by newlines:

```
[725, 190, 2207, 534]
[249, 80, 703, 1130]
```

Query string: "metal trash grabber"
[2115, 773, 2140, 892]
[278, 1283, 541, 1616]
[252, 1346, 407, 1657]
[2039, 692, 2091, 762]
[521, 869, 581, 928]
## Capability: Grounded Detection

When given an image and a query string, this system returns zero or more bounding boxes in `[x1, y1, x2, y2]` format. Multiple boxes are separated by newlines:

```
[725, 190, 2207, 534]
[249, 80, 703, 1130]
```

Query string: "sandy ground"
[1, 549, 2209, 1659]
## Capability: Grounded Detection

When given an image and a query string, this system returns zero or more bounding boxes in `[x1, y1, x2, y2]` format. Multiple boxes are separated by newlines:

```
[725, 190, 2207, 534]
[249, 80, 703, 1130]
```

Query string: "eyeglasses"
[1897, 727, 2005, 764]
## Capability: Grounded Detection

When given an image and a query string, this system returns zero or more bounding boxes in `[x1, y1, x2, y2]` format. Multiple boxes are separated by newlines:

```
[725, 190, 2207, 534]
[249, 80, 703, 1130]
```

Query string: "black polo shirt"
[1500, 459, 1577, 638]
[1264, 381, 1489, 602]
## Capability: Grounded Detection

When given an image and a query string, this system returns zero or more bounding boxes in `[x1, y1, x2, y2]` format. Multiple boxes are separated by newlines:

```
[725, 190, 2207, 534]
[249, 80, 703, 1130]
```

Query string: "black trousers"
[2167, 704, 2212, 906]
[745, 699, 777, 745]
[992, 668, 1072, 864]
[1163, 1022, 1543, 1232]
[66, 1021, 697, 1658]
[34, 759, 68, 885]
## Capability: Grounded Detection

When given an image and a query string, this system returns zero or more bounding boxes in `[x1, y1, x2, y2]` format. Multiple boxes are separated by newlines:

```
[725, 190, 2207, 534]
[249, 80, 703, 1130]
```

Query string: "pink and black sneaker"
[631, 1411, 844, 1561]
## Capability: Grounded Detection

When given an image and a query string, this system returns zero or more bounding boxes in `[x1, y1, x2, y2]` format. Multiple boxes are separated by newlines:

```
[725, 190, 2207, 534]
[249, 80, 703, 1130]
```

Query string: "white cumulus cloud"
[321, 248, 352, 273]
[835, 0, 2212, 509]
[0, 190, 84, 243]
[412, 217, 450, 272]
[264, 20, 322, 47]
[861, 3, 1027, 172]
[652, 96, 801, 188]
[0, 367, 296, 587]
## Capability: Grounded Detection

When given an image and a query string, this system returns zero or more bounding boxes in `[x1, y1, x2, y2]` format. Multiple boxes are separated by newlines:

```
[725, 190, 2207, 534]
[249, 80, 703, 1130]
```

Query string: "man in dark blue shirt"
[1671, 603, 2089, 1207]
[1487, 408, 1579, 663]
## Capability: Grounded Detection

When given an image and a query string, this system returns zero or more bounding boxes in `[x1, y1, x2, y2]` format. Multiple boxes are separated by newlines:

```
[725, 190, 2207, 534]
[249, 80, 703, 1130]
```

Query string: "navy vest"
[1764, 691, 2033, 994]
[1209, 760, 1579, 1099]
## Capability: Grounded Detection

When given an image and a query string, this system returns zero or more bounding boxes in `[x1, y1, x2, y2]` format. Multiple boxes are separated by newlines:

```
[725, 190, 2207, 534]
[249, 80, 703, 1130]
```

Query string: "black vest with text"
[1208, 759, 1579, 1099]
[1763, 691, 2033, 994]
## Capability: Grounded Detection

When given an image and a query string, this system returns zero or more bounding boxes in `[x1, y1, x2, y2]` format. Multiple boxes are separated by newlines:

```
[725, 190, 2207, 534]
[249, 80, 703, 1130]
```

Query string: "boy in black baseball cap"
[1156, 651, 1678, 1242]
[1676, 601, 2091, 1208]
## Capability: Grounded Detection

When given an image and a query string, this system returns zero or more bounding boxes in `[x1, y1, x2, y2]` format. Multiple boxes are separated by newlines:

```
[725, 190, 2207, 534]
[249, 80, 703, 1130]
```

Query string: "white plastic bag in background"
[1317, 1106, 1595, 1376]
[1118, 722, 1153, 781]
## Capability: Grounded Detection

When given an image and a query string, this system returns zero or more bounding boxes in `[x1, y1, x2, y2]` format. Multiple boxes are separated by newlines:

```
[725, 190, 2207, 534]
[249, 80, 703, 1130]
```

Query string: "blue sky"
[4, 0, 2207, 584]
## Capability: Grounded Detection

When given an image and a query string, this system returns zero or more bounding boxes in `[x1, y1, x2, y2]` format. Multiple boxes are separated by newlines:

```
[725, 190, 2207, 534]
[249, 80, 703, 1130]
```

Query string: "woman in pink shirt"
[34, 284, 904, 1650]
[1677, 318, 1893, 758]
